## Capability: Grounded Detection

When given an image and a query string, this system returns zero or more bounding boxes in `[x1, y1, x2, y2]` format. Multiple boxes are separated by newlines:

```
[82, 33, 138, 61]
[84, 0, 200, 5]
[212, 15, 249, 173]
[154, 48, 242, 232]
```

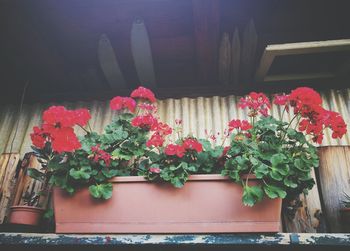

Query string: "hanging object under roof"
[131, 17, 156, 87]
[98, 34, 127, 90]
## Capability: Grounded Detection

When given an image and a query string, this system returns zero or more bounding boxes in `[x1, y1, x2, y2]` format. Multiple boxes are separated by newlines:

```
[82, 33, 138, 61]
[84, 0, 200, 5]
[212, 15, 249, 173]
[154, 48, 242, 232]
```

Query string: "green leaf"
[186, 165, 197, 172]
[271, 153, 286, 166]
[111, 149, 132, 160]
[284, 176, 298, 188]
[264, 184, 287, 199]
[210, 146, 224, 158]
[242, 186, 264, 207]
[69, 166, 91, 180]
[270, 168, 283, 181]
[171, 177, 184, 188]
[294, 159, 309, 172]
[199, 139, 212, 151]
[101, 168, 119, 178]
[88, 183, 113, 199]
[254, 163, 269, 179]
[27, 168, 45, 182]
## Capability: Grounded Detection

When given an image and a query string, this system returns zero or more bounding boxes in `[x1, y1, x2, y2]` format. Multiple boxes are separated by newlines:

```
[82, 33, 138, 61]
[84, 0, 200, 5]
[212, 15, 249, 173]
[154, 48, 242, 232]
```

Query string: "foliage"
[28, 86, 347, 208]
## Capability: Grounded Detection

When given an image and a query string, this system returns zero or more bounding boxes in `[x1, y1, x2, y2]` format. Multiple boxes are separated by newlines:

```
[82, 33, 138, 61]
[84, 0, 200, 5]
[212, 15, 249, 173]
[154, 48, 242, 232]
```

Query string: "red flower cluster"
[228, 119, 252, 132]
[164, 144, 186, 158]
[239, 92, 271, 117]
[182, 138, 203, 152]
[90, 145, 112, 167]
[138, 103, 157, 112]
[273, 87, 347, 144]
[273, 94, 290, 112]
[146, 122, 172, 147]
[164, 138, 203, 158]
[110, 96, 136, 113]
[131, 114, 158, 130]
[30, 106, 91, 153]
[131, 86, 156, 103]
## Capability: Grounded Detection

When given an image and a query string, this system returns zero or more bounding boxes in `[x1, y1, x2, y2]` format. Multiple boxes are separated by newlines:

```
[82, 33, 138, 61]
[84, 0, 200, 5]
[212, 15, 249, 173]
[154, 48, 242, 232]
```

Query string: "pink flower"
[149, 167, 161, 173]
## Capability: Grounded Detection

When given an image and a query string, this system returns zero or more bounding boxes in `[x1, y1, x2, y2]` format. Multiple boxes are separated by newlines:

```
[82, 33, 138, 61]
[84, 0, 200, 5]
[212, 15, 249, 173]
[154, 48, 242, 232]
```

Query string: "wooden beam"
[255, 50, 276, 82]
[255, 39, 350, 82]
[265, 39, 350, 56]
[192, 0, 220, 84]
[264, 72, 334, 82]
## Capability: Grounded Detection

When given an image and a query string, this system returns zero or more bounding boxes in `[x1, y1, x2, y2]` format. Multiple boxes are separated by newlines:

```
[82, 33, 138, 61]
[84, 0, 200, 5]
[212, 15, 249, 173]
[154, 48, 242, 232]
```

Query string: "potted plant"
[340, 192, 350, 232]
[28, 86, 347, 233]
[8, 191, 45, 226]
[8, 153, 50, 226]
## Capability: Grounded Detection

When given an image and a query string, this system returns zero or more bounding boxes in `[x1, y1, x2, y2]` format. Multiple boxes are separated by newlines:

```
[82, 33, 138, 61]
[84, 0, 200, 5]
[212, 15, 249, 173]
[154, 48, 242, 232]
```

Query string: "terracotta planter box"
[53, 174, 282, 233]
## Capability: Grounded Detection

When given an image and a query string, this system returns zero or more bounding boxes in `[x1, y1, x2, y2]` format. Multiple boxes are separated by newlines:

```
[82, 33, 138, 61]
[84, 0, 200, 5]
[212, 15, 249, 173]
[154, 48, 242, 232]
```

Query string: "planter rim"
[109, 174, 256, 183]
[10, 205, 45, 212]
[340, 207, 350, 212]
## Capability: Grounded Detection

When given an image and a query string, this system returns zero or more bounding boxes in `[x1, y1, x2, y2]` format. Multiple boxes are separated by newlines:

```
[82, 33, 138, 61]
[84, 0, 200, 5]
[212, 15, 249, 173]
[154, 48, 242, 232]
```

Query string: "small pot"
[8, 205, 45, 226]
[340, 208, 350, 232]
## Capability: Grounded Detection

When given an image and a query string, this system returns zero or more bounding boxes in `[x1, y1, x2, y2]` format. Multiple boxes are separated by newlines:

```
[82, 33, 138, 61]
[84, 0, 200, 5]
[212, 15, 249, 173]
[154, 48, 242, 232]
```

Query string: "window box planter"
[53, 174, 282, 233]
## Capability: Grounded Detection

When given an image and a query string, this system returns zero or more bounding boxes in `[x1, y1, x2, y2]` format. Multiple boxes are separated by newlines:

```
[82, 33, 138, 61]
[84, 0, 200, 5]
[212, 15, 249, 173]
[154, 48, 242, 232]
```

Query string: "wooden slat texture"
[318, 146, 350, 232]
[241, 19, 257, 82]
[192, 0, 220, 84]
[0, 153, 20, 224]
[218, 32, 231, 85]
[12, 153, 46, 207]
[230, 28, 240, 86]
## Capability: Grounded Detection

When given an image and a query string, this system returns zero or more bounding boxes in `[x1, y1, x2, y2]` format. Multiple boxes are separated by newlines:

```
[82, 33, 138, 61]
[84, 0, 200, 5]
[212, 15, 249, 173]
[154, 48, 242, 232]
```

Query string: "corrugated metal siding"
[1, 89, 350, 157]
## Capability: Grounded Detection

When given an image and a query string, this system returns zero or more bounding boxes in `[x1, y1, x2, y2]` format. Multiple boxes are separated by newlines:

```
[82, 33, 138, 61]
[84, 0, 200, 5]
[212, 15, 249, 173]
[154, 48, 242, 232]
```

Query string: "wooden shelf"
[0, 232, 350, 246]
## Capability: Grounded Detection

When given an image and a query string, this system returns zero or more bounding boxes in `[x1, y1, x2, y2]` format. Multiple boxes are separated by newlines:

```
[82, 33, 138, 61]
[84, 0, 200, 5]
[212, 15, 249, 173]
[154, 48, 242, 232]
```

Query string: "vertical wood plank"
[283, 172, 326, 234]
[0, 153, 20, 224]
[218, 32, 231, 85]
[318, 146, 350, 232]
[230, 28, 240, 86]
[192, 0, 220, 84]
[241, 19, 257, 82]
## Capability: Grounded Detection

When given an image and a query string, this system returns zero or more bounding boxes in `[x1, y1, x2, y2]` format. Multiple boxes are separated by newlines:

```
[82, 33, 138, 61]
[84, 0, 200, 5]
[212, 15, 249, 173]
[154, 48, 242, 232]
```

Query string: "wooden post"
[282, 168, 326, 233]
[317, 146, 350, 232]
[0, 153, 20, 224]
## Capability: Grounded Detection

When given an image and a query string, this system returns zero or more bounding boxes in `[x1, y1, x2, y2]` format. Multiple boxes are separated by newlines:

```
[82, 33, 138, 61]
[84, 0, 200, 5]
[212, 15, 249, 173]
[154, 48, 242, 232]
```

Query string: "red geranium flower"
[30, 126, 47, 149]
[182, 138, 203, 153]
[49, 126, 81, 153]
[131, 114, 158, 130]
[131, 86, 156, 103]
[228, 119, 252, 131]
[74, 108, 91, 127]
[164, 144, 185, 158]
[146, 132, 165, 147]
[110, 96, 136, 113]
[289, 87, 322, 115]
[239, 92, 271, 117]
[138, 103, 157, 112]
[43, 106, 76, 128]
[91, 144, 111, 167]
